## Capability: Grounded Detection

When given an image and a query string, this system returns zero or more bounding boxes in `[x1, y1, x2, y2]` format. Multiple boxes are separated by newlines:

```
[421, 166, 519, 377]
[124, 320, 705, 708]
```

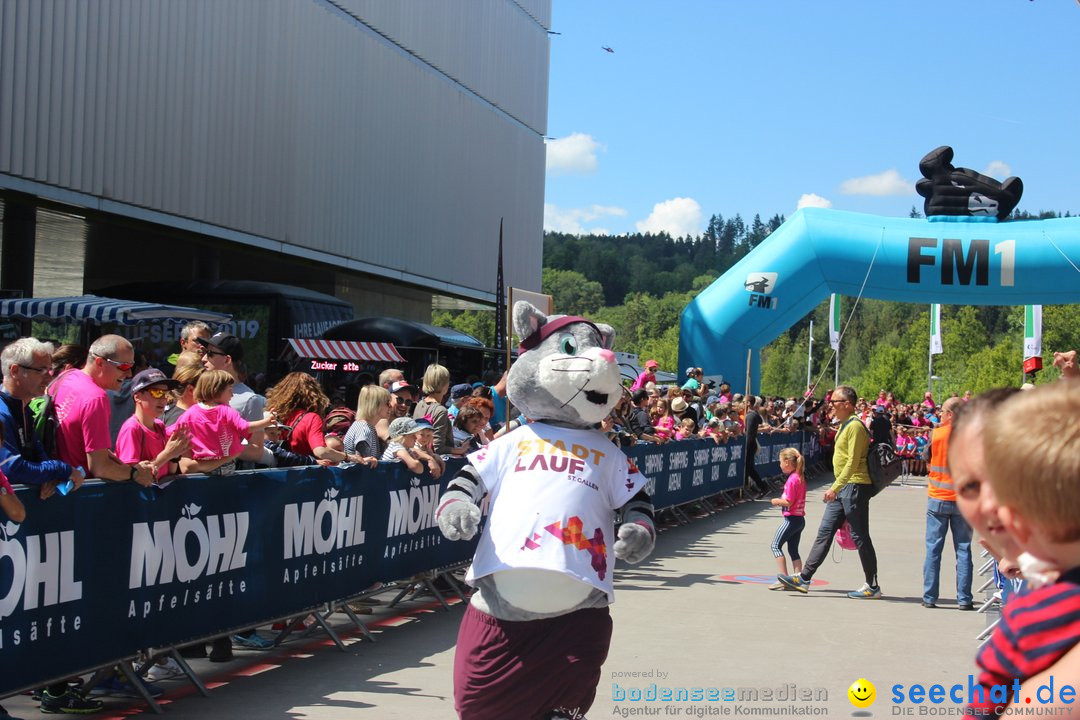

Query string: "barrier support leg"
[335, 603, 377, 643]
[117, 660, 163, 714]
[309, 606, 348, 652]
[168, 648, 209, 696]
[438, 571, 468, 603]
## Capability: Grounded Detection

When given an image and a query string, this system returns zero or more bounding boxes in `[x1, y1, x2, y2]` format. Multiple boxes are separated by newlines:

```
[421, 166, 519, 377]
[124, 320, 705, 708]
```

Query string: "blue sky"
[543, 1, 1080, 237]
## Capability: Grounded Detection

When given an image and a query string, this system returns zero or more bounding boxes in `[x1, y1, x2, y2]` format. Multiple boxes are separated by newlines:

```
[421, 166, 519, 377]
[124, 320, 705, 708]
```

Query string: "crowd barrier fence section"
[0, 430, 818, 695]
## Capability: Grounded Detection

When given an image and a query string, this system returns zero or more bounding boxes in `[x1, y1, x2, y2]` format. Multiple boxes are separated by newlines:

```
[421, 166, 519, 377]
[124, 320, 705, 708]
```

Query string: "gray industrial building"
[0, 0, 551, 321]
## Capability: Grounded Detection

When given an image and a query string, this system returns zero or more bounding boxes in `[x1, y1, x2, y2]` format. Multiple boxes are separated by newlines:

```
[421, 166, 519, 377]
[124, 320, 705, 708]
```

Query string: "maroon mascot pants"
[454, 604, 613, 720]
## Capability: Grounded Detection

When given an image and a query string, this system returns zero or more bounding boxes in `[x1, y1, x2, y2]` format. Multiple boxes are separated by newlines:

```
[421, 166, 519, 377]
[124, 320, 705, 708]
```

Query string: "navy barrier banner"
[752, 429, 822, 479]
[624, 437, 745, 510]
[0, 461, 475, 695]
[0, 432, 816, 694]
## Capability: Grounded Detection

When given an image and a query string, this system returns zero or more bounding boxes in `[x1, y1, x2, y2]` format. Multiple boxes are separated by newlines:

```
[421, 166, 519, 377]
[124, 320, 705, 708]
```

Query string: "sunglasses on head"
[92, 353, 134, 372]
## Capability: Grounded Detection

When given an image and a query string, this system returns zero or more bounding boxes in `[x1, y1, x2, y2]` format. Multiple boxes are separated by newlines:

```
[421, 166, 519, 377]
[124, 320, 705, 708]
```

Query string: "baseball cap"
[645, 359, 658, 369]
[388, 417, 422, 437]
[390, 380, 414, 394]
[450, 383, 473, 400]
[197, 332, 243, 361]
[131, 368, 180, 394]
[413, 417, 434, 430]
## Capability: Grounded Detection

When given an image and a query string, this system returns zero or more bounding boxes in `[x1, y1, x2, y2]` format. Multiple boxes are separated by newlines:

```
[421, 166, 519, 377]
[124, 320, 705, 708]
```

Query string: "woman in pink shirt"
[173, 370, 274, 475]
[116, 369, 191, 481]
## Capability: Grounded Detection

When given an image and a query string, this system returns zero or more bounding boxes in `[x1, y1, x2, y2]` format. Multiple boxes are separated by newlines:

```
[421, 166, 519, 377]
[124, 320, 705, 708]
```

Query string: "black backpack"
[867, 441, 902, 496]
[843, 417, 902, 497]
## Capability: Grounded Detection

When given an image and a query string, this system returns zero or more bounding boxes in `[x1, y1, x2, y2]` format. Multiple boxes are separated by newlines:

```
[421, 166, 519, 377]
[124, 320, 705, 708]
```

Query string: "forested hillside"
[434, 208, 1078, 400]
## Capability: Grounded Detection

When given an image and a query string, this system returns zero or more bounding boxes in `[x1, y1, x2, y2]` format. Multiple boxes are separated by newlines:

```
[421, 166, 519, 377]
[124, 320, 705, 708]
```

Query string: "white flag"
[930, 304, 943, 355]
[1024, 305, 1042, 359]
[828, 294, 840, 351]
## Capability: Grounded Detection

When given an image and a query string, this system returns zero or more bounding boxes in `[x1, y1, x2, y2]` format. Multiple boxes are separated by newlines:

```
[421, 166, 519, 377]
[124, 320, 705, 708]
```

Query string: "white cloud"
[797, 193, 832, 210]
[983, 160, 1011, 179]
[546, 133, 603, 174]
[544, 203, 627, 234]
[839, 169, 911, 196]
[635, 197, 703, 238]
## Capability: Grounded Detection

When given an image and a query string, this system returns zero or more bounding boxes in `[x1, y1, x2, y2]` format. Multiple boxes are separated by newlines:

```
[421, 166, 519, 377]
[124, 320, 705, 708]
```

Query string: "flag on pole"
[828, 294, 840, 351]
[494, 219, 506, 369]
[930, 304, 943, 355]
[1024, 304, 1042, 359]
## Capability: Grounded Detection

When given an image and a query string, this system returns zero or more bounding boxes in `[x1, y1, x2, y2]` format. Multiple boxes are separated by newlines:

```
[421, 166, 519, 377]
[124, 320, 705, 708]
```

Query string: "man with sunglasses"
[48, 335, 155, 486]
[778, 385, 881, 599]
[0, 337, 85, 497]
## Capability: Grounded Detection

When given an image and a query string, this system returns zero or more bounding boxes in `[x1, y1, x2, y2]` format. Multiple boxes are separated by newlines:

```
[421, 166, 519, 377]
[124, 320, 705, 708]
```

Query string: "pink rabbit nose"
[597, 349, 615, 364]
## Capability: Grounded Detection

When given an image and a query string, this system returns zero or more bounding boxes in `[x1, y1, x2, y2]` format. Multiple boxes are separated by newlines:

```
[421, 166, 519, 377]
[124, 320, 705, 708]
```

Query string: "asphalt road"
[4, 473, 989, 719]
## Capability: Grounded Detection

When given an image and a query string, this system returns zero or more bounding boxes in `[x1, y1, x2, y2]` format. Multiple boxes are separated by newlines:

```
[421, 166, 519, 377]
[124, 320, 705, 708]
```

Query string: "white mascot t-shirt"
[465, 421, 649, 601]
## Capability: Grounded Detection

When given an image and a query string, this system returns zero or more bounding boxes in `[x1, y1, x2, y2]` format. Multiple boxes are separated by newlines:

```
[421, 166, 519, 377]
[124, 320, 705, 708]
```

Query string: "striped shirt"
[971, 566, 1080, 714]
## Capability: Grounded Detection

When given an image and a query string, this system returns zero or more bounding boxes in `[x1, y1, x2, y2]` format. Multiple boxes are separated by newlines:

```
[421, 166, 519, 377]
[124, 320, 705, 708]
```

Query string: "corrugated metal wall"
[0, 0, 549, 298]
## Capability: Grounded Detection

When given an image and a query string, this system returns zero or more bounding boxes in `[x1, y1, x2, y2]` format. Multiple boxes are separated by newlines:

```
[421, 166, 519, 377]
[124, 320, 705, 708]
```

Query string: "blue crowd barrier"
[0, 430, 819, 695]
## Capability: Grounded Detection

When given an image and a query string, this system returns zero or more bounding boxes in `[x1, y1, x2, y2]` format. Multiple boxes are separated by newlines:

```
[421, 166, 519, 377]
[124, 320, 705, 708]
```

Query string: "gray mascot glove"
[613, 521, 655, 564]
[436, 491, 482, 541]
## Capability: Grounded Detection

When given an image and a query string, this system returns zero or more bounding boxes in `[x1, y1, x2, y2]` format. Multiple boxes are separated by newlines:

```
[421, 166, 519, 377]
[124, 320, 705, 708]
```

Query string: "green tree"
[430, 310, 495, 347]
[541, 268, 604, 316]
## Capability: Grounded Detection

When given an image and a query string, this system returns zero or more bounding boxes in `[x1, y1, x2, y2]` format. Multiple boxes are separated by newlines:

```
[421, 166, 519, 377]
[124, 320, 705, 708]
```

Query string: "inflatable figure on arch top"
[679, 146, 1080, 393]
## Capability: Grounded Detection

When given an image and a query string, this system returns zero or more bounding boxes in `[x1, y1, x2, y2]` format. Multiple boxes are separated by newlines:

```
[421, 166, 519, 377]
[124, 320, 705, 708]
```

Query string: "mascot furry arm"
[435, 300, 656, 720]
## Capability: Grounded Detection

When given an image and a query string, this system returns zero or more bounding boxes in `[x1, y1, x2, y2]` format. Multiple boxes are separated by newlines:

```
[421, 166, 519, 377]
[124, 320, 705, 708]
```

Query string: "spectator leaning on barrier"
[343, 384, 390, 464]
[0, 338, 83, 497]
[779, 384, 881, 599]
[922, 396, 973, 610]
[265, 371, 366, 466]
[49, 334, 155, 485]
[115, 369, 191, 481]
[173, 369, 275, 475]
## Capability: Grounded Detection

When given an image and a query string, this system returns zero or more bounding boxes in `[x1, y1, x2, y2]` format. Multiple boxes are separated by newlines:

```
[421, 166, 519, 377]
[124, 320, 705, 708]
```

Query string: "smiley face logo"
[848, 678, 876, 709]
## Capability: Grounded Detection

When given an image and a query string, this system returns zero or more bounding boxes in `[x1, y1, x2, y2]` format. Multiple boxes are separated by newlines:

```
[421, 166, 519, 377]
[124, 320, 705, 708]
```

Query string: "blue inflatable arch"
[679, 208, 1080, 392]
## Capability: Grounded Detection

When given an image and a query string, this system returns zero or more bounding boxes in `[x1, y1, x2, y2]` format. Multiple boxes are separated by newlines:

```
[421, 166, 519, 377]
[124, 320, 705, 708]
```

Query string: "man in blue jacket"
[0, 337, 83, 497]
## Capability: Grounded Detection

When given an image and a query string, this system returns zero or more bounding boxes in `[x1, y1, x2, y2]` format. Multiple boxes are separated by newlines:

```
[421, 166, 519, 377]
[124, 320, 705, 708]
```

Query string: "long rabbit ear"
[595, 323, 616, 350]
[513, 301, 547, 345]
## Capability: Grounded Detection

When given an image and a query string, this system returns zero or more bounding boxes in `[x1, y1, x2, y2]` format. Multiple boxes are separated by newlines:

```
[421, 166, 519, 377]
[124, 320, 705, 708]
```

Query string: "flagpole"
[806, 320, 814, 392]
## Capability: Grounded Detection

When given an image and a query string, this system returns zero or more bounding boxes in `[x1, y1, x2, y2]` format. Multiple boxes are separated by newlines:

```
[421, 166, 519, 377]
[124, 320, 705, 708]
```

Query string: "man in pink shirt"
[49, 334, 155, 485]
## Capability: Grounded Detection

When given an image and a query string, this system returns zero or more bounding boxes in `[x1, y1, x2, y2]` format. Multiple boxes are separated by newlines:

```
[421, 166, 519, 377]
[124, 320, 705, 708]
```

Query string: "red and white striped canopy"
[287, 338, 405, 363]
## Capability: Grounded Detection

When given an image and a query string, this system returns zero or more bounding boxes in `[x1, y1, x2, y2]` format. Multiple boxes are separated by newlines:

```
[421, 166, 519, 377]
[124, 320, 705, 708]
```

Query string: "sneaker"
[767, 582, 794, 591]
[232, 632, 274, 650]
[921, 601, 937, 608]
[90, 675, 165, 698]
[958, 602, 975, 611]
[776, 574, 809, 593]
[146, 657, 185, 681]
[40, 688, 105, 714]
[847, 583, 882, 599]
